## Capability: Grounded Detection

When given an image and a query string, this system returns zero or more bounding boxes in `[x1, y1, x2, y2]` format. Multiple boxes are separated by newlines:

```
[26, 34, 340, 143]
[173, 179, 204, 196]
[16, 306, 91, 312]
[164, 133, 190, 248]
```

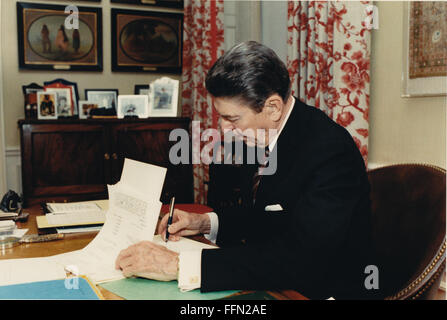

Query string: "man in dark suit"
[115, 41, 375, 299]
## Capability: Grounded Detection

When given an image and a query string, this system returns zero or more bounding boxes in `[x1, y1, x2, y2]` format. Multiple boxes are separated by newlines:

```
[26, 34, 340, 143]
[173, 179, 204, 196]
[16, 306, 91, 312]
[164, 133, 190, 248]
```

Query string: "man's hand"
[157, 209, 211, 241]
[115, 241, 179, 281]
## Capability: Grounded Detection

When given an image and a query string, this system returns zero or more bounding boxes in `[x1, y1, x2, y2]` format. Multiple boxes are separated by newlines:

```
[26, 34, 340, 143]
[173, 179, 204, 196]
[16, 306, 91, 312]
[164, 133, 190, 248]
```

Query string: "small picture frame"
[117, 95, 149, 118]
[22, 83, 44, 95]
[24, 93, 38, 119]
[79, 101, 99, 119]
[37, 92, 57, 119]
[44, 88, 73, 118]
[134, 84, 150, 95]
[148, 77, 179, 117]
[22, 83, 44, 119]
[44, 79, 80, 116]
[85, 89, 119, 110]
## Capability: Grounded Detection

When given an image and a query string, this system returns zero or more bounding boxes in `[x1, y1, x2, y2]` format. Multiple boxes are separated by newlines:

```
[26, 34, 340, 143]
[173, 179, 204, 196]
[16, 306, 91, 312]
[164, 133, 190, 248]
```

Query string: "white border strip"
[0, 2, 7, 195]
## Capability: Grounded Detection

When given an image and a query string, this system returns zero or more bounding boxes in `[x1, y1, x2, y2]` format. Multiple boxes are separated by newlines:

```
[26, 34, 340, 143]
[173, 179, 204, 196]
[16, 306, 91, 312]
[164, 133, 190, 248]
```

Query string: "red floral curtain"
[182, 0, 225, 204]
[287, 1, 371, 164]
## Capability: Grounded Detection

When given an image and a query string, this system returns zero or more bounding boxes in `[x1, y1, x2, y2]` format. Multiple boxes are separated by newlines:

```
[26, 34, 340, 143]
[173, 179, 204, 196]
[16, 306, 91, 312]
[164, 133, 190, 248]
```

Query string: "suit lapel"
[254, 98, 309, 209]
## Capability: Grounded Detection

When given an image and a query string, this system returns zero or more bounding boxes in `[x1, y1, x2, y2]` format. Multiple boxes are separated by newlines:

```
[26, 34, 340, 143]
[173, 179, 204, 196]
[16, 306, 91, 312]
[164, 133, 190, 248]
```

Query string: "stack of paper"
[46, 202, 102, 213]
[0, 158, 216, 292]
[37, 201, 106, 230]
[53, 159, 168, 283]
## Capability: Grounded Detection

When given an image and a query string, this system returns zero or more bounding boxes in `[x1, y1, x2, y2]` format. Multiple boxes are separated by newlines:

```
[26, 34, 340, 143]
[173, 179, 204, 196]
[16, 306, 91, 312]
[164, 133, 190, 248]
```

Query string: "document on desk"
[47, 201, 102, 213]
[0, 159, 215, 289]
[54, 159, 167, 283]
[0, 256, 67, 286]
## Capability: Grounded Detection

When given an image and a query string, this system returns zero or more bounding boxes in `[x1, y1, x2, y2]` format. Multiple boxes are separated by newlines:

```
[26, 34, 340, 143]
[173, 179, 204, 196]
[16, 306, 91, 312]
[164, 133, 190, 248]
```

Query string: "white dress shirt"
[178, 97, 295, 291]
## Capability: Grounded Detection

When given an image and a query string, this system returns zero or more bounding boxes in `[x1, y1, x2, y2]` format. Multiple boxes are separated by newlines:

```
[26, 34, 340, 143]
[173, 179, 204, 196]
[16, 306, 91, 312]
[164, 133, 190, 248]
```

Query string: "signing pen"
[165, 197, 175, 242]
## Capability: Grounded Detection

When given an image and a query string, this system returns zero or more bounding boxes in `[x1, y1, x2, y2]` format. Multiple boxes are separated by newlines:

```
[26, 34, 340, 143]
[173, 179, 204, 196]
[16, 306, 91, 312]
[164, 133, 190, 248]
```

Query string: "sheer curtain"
[287, 1, 371, 164]
[181, 0, 225, 204]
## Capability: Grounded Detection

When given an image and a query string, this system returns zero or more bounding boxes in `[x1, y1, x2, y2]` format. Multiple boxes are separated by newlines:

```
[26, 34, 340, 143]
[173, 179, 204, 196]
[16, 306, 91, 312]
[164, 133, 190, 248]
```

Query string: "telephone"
[0, 190, 22, 213]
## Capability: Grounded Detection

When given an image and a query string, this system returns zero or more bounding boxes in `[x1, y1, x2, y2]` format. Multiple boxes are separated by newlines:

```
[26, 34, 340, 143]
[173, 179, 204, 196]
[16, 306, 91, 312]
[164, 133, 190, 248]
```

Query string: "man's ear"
[264, 94, 283, 122]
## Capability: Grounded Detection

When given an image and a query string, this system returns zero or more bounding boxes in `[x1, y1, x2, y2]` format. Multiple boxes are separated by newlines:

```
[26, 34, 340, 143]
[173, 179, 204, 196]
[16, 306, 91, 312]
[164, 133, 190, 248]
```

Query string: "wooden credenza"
[18, 118, 193, 207]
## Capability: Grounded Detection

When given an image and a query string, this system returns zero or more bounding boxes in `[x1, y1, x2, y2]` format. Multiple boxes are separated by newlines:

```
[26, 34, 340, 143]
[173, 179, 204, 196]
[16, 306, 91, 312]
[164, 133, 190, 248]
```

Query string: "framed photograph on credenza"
[37, 92, 57, 120]
[85, 89, 119, 116]
[78, 101, 99, 119]
[44, 88, 72, 118]
[134, 84, 150, 95]
[22, 83, 43, 119]
[148, 77, 179, 117]
[44, 79, 80, 116]
[117, 95, 149, 118]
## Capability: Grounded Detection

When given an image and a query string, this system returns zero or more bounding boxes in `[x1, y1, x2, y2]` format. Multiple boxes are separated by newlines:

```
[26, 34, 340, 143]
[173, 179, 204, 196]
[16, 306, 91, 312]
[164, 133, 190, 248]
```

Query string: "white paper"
[119, 158, 167, 203]
[47, 202, 101, 213]
[12, 228, 28, 238]
[0, 159, 183, 287]
[46, 211, 106, 226]
[0, 257, 67, 286]
[53, 159, 166, 283]
[56, 226, 102, 234]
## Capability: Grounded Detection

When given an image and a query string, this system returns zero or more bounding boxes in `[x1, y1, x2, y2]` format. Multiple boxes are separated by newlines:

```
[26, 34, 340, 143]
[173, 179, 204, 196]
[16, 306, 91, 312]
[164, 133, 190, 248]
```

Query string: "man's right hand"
[157, 209, 211, 241]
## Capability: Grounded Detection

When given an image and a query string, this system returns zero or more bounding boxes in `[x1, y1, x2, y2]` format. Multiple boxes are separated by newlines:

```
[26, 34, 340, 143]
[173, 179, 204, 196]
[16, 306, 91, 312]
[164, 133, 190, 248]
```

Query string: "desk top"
[0, 203, 307, 300]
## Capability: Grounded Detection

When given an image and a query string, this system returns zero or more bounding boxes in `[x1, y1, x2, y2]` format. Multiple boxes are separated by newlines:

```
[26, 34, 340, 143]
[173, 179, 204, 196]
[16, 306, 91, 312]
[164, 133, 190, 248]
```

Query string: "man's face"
[213, 97, 273, 147]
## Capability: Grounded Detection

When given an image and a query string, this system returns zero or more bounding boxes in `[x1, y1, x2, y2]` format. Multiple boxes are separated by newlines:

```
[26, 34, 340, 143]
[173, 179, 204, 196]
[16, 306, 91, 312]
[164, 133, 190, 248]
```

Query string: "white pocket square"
[264, 204, 283, 211]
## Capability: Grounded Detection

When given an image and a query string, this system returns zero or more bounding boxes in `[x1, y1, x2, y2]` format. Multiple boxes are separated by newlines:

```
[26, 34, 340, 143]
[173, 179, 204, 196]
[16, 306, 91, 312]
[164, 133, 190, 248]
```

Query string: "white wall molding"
[0, 2, 7, 196]
[5, 146, 22, 195]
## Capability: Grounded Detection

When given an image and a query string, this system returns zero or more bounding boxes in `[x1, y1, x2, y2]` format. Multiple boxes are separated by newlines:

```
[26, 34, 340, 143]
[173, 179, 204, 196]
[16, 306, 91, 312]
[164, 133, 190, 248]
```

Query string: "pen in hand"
[165, 197, 175, 242]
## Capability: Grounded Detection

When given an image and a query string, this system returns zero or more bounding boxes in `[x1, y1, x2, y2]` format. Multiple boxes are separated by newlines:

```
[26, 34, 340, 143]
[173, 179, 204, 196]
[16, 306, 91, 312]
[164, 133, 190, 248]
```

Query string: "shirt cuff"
[178, 250, 202, 292]
[204, 211, 219, 243]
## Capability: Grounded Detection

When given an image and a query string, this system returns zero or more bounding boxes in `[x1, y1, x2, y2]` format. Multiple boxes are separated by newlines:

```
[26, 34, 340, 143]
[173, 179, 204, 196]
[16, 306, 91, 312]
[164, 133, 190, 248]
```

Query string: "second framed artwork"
[111, 8, 183, 73]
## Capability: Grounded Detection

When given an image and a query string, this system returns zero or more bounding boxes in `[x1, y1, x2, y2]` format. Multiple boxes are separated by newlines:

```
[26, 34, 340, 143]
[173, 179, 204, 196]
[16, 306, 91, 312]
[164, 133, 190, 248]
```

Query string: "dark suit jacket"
[201, 98, 375, 299]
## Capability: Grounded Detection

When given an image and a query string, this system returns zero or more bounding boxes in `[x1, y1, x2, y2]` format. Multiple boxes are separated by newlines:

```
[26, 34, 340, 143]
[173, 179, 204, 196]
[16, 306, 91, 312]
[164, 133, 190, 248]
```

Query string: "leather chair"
[368, 164, 446, 299]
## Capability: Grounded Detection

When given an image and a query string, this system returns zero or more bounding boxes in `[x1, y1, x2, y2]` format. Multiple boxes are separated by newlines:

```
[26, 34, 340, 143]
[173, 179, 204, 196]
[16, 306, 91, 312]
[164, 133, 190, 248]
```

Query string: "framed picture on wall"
[17, 2, 103, 71]
[402, 1, 447, 97]
[111, 8, 183, 73]
[111, 0, 183, 9]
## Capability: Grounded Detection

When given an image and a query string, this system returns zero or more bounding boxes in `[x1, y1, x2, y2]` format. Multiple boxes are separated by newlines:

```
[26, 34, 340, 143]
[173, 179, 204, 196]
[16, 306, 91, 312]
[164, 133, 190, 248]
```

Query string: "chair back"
[368, 164, 446, 299]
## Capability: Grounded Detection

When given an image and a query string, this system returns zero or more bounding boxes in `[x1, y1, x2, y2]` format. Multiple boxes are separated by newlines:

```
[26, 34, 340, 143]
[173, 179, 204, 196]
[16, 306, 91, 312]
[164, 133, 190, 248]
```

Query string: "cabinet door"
[21, 123, 110, 205]
[110, 121, 193, 204]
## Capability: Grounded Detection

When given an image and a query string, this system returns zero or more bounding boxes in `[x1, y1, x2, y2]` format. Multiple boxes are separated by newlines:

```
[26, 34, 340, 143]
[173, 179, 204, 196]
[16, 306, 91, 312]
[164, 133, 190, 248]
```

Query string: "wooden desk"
[0, 204, 307, 300]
